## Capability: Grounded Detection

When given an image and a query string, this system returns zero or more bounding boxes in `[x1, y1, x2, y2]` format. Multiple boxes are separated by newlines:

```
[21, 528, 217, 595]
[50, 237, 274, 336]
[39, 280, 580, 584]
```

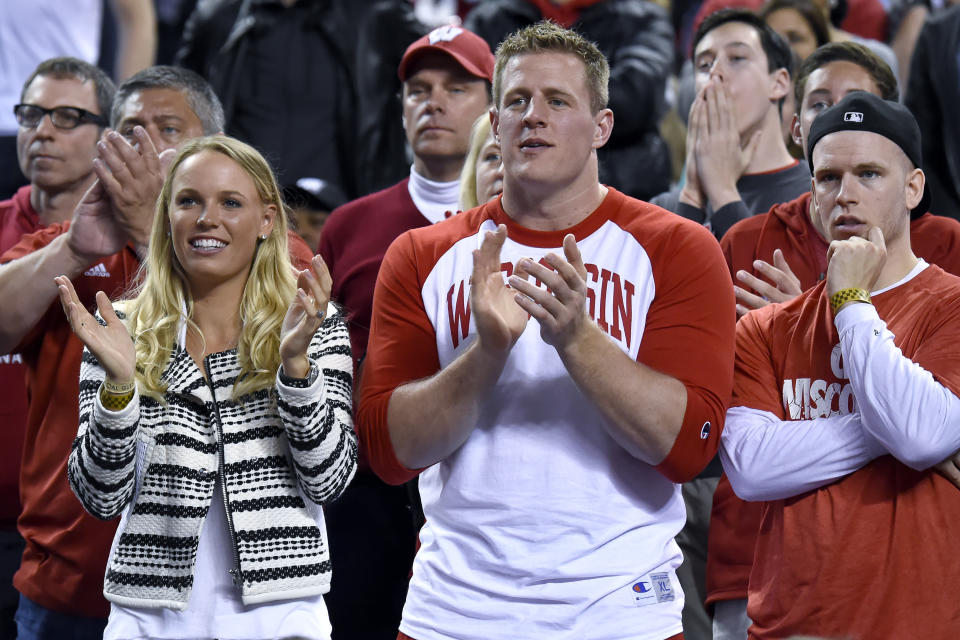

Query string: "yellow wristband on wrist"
[830, 287, 872, 314]
[100, 383, 134, 412]
[102, 379, 135, 395]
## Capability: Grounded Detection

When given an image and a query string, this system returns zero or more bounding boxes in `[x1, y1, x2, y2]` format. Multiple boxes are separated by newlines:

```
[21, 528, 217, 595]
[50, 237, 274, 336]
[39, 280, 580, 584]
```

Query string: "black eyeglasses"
[13, 104, 107, 130]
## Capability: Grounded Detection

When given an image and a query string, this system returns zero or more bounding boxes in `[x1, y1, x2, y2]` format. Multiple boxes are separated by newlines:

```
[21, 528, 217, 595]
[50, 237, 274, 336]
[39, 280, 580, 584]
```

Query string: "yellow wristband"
[102, 379, 135, 396]
[830, 287, 872, 314]
[100, 385, 134, 412]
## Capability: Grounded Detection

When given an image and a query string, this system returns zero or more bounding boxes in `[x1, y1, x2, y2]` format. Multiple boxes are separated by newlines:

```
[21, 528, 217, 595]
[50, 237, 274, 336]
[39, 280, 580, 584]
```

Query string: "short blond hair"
[493, 21, 609, 114]
[458, 114, 493, 211]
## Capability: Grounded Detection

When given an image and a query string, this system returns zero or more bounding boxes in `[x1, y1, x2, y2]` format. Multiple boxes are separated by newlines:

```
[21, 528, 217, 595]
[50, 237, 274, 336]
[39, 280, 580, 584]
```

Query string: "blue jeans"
[14, 594, 106, 640]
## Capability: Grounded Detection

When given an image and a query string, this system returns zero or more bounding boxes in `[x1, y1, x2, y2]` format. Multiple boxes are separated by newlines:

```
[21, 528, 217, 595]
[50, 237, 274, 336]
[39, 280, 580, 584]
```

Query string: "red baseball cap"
[398, 25, 495, 82]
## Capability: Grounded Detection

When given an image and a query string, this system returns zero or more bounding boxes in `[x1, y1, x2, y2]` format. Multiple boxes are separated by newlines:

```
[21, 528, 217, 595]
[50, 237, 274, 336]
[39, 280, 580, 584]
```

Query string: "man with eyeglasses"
[0, 56, 115, 640]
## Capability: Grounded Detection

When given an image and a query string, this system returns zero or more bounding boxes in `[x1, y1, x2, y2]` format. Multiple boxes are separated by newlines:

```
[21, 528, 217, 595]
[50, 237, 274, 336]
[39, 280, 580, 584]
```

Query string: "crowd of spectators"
[3, 0, 960, 639]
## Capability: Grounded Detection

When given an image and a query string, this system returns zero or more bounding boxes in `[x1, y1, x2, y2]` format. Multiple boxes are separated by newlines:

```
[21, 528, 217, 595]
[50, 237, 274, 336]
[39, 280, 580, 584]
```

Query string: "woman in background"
[458, 115, 504, 212]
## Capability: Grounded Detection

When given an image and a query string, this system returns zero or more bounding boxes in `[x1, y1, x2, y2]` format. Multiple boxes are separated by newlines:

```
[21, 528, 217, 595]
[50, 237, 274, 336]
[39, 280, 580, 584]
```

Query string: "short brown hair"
[493, 21, 609, 114]
[794, 41, 898, 107]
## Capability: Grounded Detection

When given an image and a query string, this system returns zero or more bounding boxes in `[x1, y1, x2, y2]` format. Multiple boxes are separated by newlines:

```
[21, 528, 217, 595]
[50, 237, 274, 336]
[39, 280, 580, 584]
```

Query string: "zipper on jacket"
[204, 355, 244, 587]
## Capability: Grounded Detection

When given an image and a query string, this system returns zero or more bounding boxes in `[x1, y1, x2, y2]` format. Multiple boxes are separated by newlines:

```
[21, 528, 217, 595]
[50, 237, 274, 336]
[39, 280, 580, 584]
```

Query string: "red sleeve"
[642, 223, 736, 483]
[911, 214, 960, 279]
[720, 214, 769, 284]
[1, 223, 71, 352]
[286, 230, 314, 271]
[0, 222, 68, 264]
[719, 232, 736, 281]
[730, 307, 784, 417]
[356, 231, 441, 485]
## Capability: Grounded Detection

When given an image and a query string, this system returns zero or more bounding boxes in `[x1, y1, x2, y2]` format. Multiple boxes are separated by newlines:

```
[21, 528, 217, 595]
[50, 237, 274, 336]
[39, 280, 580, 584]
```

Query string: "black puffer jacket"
[465, 0, 674, 201]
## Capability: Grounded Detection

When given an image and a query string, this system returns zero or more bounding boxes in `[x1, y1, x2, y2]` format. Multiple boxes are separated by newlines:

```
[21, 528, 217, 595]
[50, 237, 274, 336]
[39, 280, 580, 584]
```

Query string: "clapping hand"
[95, 127, 167, 253]
[280, 255, 332, 379]
[470, 224, 527, 353]
[508, 234, 590, 351]
[55, 275, 135, 384]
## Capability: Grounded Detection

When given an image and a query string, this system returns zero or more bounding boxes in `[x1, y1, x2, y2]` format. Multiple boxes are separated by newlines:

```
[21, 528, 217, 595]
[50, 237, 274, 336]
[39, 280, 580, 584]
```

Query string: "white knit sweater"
[67, 305, 357, 610]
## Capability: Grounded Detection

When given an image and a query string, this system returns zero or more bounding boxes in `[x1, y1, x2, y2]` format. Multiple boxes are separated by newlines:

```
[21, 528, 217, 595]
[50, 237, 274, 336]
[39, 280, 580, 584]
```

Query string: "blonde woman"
[56, 136, 357, 640]
[457, 115, 504, 211]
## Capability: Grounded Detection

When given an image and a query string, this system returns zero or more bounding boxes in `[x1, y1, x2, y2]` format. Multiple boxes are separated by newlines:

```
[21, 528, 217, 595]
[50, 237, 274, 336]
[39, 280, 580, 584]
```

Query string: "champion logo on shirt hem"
[84, 263, 111, 277]
[630, 571, 676, 607]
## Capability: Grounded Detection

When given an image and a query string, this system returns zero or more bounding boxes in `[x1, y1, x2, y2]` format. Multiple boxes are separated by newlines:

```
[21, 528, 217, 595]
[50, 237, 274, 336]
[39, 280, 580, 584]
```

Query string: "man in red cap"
[317, 24, 494, 640]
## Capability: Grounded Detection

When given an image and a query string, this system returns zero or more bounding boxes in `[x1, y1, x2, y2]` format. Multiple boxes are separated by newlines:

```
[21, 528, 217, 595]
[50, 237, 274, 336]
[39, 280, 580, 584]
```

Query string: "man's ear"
[905, 168, 926, 211]
[592, 108, 614, 150]
[490, 107, 500, 144]
[790, 113, 803, 149]
[769, 68, 790, 102]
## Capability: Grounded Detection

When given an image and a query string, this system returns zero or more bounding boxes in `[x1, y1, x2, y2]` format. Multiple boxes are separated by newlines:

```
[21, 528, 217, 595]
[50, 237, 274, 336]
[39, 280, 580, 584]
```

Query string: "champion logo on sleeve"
[83, 263, 111, 277]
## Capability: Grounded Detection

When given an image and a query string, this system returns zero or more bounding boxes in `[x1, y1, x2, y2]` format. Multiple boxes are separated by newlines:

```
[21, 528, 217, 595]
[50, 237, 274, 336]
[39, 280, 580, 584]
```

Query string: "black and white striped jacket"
[67, 306, 357, 610]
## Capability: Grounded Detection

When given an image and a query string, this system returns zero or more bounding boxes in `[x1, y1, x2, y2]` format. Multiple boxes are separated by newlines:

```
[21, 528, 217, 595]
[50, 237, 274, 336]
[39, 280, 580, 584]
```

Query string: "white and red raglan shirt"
[357, 187, 735, 640]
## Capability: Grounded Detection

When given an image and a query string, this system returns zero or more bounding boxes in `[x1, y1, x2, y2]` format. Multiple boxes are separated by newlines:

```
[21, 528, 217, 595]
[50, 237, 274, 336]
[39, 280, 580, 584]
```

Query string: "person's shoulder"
[330, 179, 410, 217]
[911, 212, 960, 235]
[378, 202, 493, 285]
[323, 179, 413, 235]
[723, 209, 773, 242]
[916, 262, 960, 295]
[610, 189, 718, 252]
[402, 201, 491, 251]
[721, 194, 805, 247]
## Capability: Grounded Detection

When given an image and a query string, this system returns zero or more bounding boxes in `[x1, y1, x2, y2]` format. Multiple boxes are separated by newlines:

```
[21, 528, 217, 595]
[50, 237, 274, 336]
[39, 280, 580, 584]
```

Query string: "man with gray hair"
[111, 65, 225, 152]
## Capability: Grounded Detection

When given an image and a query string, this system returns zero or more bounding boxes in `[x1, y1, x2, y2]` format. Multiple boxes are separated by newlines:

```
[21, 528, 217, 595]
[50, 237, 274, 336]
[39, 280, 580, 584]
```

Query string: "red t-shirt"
[708, 195, 960, 606]
[0, 186, 40, 529]
[733, 269, 960, 638]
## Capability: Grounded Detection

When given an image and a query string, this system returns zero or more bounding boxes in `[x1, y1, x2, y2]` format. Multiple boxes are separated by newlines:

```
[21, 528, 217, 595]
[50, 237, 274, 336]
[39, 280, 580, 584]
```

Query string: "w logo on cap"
[429, 26, 464, 44]
[843, 112, 864, 122]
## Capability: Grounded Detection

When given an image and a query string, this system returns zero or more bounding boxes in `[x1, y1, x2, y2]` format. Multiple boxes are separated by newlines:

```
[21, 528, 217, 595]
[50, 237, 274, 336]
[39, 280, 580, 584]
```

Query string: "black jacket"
[906, 4, 960, 221]
[353, 1, 429, 196]
[175, 0, 362, 197]
[465, 0, 675, 201]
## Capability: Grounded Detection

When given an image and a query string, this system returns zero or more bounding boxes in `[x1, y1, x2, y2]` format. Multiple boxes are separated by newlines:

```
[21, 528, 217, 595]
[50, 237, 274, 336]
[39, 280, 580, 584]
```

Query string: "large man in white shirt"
[358, 21, 735, 640]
